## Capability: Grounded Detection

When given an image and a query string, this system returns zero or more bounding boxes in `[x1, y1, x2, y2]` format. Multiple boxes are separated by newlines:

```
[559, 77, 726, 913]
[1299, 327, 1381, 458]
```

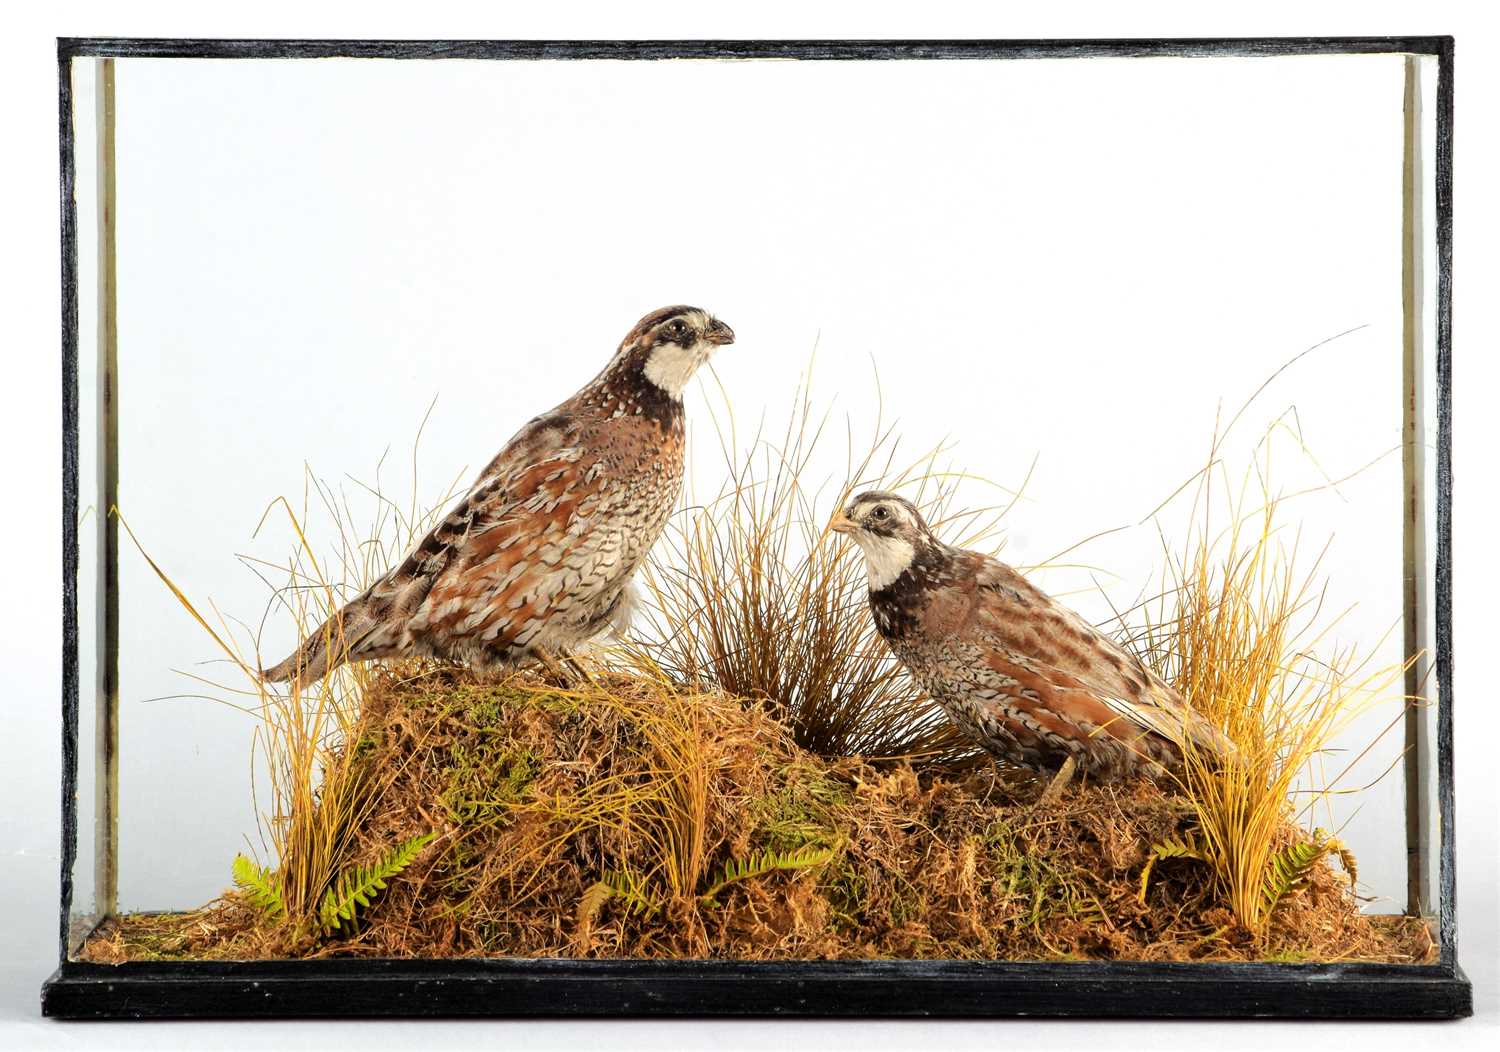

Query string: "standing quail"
[263, 305, 734, 684]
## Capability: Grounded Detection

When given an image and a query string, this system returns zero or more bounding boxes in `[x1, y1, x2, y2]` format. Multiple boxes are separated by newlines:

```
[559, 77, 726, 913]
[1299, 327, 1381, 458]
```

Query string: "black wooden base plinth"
[42, 957, 1472, 1020]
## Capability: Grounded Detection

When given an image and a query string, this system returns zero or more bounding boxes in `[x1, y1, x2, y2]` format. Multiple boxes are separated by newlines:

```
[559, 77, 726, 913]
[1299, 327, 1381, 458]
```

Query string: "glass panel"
[68, 49, 1444, 962]
[1417, 52, 1443, 921]
[67, 55, 101, 950]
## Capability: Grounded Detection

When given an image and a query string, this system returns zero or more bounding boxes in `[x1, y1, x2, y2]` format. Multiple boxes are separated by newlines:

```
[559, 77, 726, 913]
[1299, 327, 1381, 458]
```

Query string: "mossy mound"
[82, 667, 1433, 964]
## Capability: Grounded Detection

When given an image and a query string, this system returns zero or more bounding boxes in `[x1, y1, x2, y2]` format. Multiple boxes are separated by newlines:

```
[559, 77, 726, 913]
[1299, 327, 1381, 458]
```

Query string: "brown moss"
[80, 666, 1435, 966]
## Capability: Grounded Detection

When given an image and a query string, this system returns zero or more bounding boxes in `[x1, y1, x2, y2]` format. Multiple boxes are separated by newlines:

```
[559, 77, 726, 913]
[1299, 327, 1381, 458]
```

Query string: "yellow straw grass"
[1135, 428, 1411, 934]
[119, 431, 464, 944]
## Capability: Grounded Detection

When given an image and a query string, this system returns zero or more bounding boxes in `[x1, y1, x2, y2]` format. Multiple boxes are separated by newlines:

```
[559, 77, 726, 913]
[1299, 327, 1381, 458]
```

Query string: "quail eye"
[872, 506, 889, 521]
[666, 319, 688, 338]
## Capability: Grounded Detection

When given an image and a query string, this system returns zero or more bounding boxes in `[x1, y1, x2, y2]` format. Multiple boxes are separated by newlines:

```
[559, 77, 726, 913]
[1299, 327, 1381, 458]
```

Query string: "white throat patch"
[643, 341, 708, 399]
[853, 534, 916, 592]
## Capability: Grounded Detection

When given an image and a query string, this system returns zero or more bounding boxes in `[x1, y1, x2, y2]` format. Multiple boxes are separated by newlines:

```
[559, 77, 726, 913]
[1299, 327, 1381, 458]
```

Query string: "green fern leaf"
[699, 844, 835, 907]
[1262, 830, 1344, 915]
[574, 868, 664, 926]
[1137, 833, 1207, 904]
[602, 868, 663, 918]
[231, 853, 285, 920]
[316, 831, 436, 936]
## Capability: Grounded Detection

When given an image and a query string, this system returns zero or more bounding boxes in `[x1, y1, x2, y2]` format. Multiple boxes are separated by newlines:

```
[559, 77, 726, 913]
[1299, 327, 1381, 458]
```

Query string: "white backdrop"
[77, 52, 1428, 912]
[3, 2, 1498, 1049]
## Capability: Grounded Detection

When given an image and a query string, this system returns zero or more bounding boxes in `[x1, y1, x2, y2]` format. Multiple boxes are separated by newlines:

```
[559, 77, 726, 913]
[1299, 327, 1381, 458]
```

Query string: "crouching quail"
[831, 491, 1230, 785]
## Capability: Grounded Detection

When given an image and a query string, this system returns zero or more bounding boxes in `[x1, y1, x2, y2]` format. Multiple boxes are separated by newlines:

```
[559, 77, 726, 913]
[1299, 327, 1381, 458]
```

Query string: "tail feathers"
[260, 595, 391, 685]
[1099, 691, 1238, 762]
[1183, 709, 1238, 760]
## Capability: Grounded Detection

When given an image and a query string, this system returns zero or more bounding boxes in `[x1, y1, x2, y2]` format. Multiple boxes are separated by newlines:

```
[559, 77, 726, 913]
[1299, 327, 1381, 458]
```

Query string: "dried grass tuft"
[635, 372, 1012, 766]
[117, 431, 465, 951]
[1129, 422, 1413, 936]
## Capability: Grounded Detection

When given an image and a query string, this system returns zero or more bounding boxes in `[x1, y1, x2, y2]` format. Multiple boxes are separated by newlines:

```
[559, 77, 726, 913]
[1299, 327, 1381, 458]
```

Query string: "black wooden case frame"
[43, 36, 1469, 1020]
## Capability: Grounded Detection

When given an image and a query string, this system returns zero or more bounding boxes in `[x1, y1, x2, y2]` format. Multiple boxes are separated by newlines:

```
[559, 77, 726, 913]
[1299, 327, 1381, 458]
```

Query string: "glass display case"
[45, 37, 1466, 1019]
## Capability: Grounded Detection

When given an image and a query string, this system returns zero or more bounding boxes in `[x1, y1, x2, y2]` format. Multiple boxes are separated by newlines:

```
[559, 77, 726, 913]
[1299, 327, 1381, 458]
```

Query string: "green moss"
[750, 762, 850, 853]
[463, 693, 506, 728]
[450, 679, 583, 719]
[983, 816, 1092, 929]
[886, 869, 927, 927]
[476, 918, 512, 953]
[1264, 946, 1311, 963]
[439, 740, 540, 825]
[744, 762, 867, 930]
[824, 856, 868, 930]
[403, 679, 565, 725]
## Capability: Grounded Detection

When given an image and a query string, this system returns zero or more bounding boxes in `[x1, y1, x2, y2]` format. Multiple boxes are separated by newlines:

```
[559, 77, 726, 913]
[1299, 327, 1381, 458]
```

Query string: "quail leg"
[979, 759, 1006, 806]
[559, 648, 600, 689]
[1037, 754, 1078, 807]
[533, 647, 580, 689]
[983, 776, 1007, 808]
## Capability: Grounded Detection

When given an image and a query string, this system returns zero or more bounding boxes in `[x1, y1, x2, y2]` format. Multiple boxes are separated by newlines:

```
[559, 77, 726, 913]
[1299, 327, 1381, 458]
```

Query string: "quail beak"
[705, 318, 735, 346]
[827, 510, 858, 536]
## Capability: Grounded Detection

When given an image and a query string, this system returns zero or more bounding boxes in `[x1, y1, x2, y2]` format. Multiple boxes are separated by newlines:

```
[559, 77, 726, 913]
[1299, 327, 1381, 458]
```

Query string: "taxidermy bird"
[830, 492, 1230, 785]
[262, 305, 734, 685]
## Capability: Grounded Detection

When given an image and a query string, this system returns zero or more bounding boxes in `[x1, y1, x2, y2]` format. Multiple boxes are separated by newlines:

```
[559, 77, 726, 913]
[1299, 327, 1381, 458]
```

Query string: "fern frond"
[1262, 830, 1345, 915]
[1332, 840, 1359, 890]
[597, 868, 663, 918]
[1137, 833, 1207, 904]
[699, 844, 835, 907]
[231, 853, 285, 921]
[316, 831, 436, 936]
[576, 879, 614, 931]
